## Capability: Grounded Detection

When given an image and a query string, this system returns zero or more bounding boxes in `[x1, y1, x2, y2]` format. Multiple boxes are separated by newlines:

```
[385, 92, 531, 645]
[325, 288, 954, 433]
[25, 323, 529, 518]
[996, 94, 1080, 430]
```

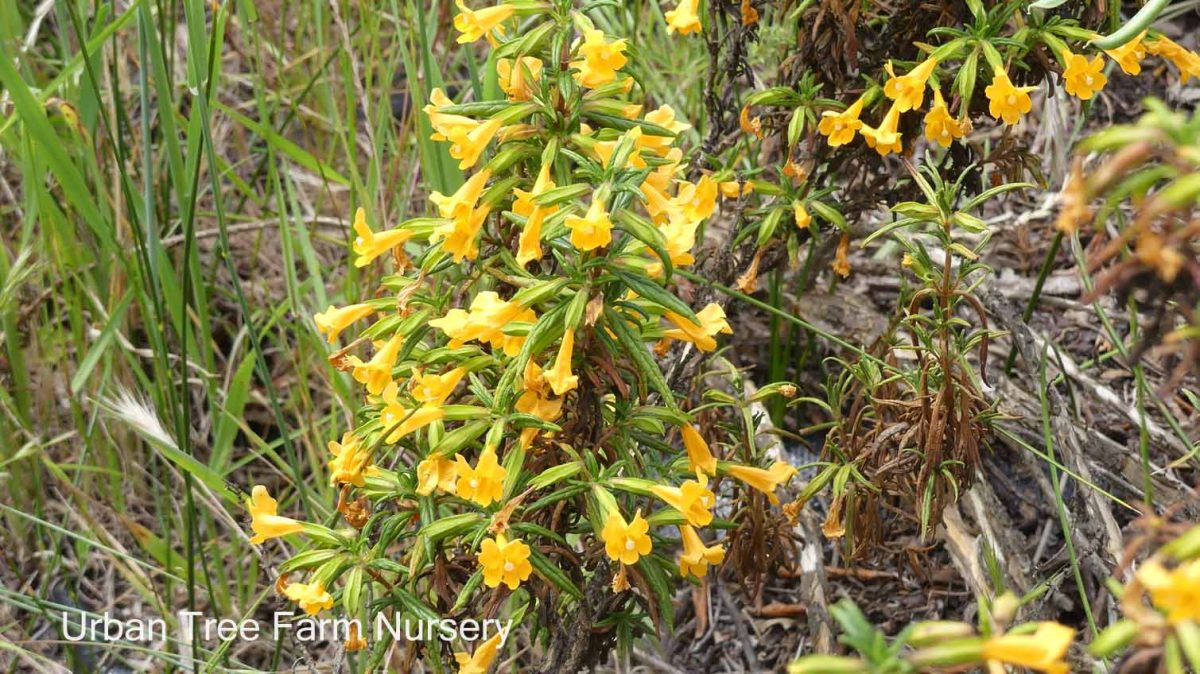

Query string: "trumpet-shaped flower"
[793, 201, 811, 230]
[1137, 558, 1200, 624]
[1104, 32, 1146, 75]
[678, 525, 725, 579]
[247, 485, 304, 544]
[640, 105, 691, 155]
[566, 199, 614, 251]
[283, 581, 334, 616]
[572, 28, 627, 88]
[351, 207, 413, 268]
[860, 102, 902, 157]
[454, 632, 503, 674]
[1146, 36, 1200, 84]
[1061, 48, 1107, 100]
[410, 367, 466, 406]
[682, 423, 717, 476]
[416, 455, 457, 496]
[673, 175, 718, 224]
[431, 170, 492, 262]
[454, 445, 506, 507]
[661, 303, 733, 352]
[452, 1, 514, 44]
[327, 432, 373, 487]
[739, 105, 763, 138]
[429, 291, 536, 356]
[516, 361, 564, 422]
[347, 332, 404, 396]
[665, 0, 702, 35]
[818, 96, 866, 147]
[647, 216, 699, 276]
[314, 303, 375, 343]
[602, 509, 652, 565]
[923, 89, 965, 147]
[650, 477, 715, 527]
[883, 56, 938, 112]
[496, 56, 543, 101]
[985, 68, 1036, 125]
[545, 329, 580, 396]
[982, 622, 1075, 674]
[380, 382, 446, 443]
[444, 116, 505, 170]
[725, 461, 797, 505]
[478, 533, 533, 589]
[512, 161, 558, 267]
[425, 88, 477, 141]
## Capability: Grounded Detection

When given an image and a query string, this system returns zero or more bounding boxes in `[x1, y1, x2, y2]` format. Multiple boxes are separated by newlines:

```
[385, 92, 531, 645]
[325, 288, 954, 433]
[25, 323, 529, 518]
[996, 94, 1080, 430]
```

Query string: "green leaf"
[529, 548, 583, 600]
[611, 267, 697, 324]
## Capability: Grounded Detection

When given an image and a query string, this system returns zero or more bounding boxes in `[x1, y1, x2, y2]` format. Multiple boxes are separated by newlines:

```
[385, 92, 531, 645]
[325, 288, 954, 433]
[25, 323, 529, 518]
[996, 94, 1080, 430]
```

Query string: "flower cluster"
[244, 1, 798, 667]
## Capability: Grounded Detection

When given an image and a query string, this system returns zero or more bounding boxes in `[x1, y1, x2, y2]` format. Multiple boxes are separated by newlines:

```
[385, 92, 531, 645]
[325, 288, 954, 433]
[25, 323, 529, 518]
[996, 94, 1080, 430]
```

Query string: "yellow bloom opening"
[496, 56, 543, 101]
[1104, 32, 1146, 75]
[860, 101, 903, 157]
[347, 332, 404, 396]
[513, 161, 558, 268]
[572, 28, 628, 88]
[351, 207, 413, 268]
[479, 533, 533, 589]
[410, 367, 467, 407]
[883, 56, 938, 112]
[247, 485, 304, 544]
[661, 303, 733, 352]
[314, 303, 375, 343]
[678, 525, 725, 579]
[681, 423, 717, 476]
[431, 170, 493, 262]
[452, 1, 514, 44]
[566, 198, 614, 252]
[923, 89, 965, 148]
[985, 67, 1036, 125]
[415, 455, 458, 496]
[283, 581, 334, 616]
[818, 96, 866, 147]
[982, 622, 1075, 674]
[327, 432, 373, 487]
[665, 0, 702, 35]
[454, 632, 503, 674]
[454, 445, 507, 507]
[650, 476, 715, 527]
[793, 201, 811, 230]
[1061, 48, 1107, 101]
[545, 329, 580, 396]
[725, 461, 797, 505]
[602, 509, 653, 565]
[380, 382, 446, 443]
[1137, 557, 1200, 624]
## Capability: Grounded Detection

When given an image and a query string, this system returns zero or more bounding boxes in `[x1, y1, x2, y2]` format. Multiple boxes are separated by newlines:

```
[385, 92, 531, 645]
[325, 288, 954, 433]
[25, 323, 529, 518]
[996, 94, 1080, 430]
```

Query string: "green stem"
[1004, 231, 1062, 375]
[1090, 0, 1168, 49]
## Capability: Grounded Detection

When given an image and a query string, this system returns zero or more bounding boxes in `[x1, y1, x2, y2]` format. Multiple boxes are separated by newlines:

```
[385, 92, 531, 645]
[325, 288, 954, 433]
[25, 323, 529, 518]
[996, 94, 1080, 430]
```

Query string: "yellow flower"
[647, 216, 699, 276]
[454, 445, 506, 507]
[478, 533, 533, 589]
[496, 56, 543, 101]
[247, 485, 304, 544]
[665, 0, 702, 35]
[513, 161, 558, 268]
[544, 329, 580, 396]
[602, 509, 652, 565]
[566, 199, 614, 251]
[860, 101, 902, 157]
[351, 207, 413, 268]
[516, 361, 564, 422]
[982, 622, 1075, 674]
[650, 476, 715, 527]
[444, 116, 505, 170]
[725, 461, 797, 505]
[327, 432, 373, 487]
[883, 56, 938, 112]
[985, 67, 1036, 125]
[380, 382, 446, 443]
[283, 581, 334, 616]
[431, 170, 492, 262]
[1138, 557, 1200, 623]
[818, 96, 868, 147]
[1104, 32, 1146, 75]
[425, 88, 476, 141]
[347, 333, 403, 396]
[429, 291, 536, 356]
[673, 175, 718, 224]
[314, 303, 375, 343]
[452, 0, 514, 44]
[678, 525, 725, 579]
[640, 105, 691, 155]
[1061, 48, 1107, 100]
[1146, 36, 1200, 84]
[662, 303, 733, 352]
[572, 28, 627, 88]
[345, 623, 368, 652]
[415, 455, 457, 496]
[410, 367, 466, 406]
[793, 201, 811, 230]
[454, 632, 503, 674]
[923, 89, 965, 148]
[682, 423, 717, 476]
